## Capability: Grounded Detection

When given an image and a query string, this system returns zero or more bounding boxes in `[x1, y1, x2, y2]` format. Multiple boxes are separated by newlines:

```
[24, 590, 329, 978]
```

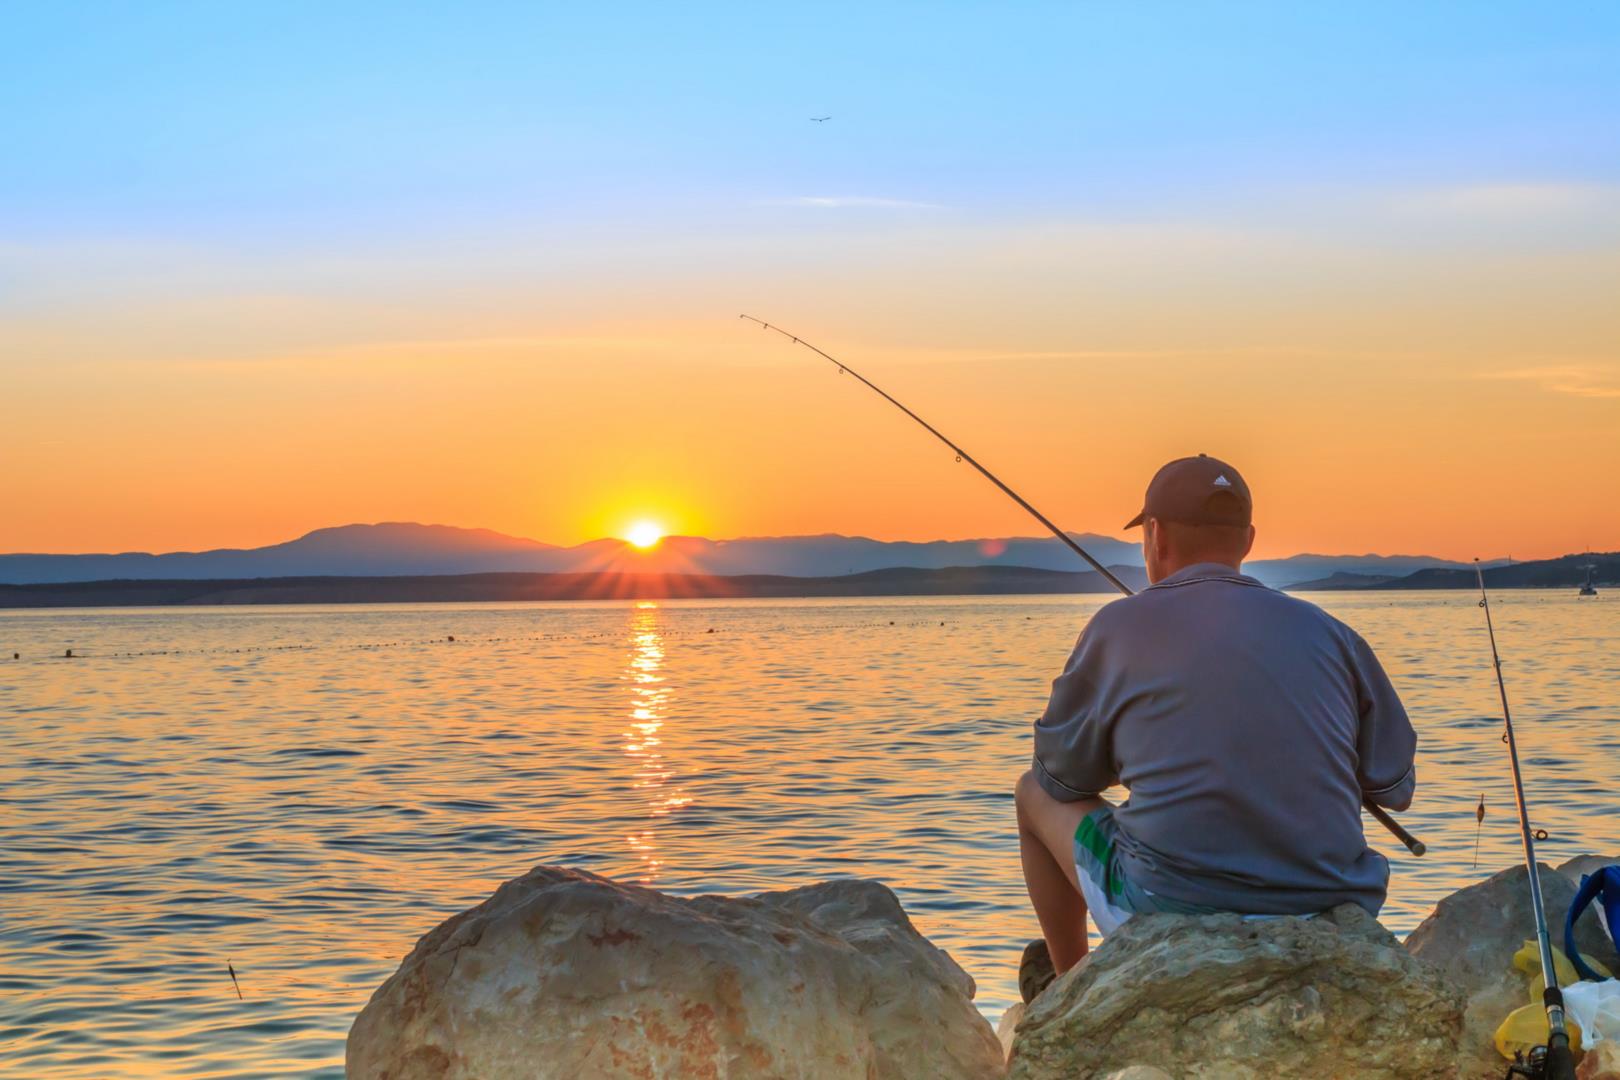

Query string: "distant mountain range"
[0, 522, 1495, 589]
[0, 566, 1153, 609]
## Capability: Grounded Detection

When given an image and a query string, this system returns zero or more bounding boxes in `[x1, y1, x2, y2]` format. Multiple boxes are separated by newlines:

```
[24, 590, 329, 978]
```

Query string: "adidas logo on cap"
[1214, 475, 1232, 487]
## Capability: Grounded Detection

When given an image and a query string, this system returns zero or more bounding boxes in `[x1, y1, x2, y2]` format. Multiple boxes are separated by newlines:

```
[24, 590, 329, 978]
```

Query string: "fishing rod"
[739, 315, 1131, 594]
[1474, 561, 1576, 1080]
[742, 314, 1426, 858]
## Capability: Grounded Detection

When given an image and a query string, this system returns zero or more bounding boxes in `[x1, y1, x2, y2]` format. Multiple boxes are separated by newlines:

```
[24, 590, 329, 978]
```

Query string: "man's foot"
[1019, 938, 1056, 1003]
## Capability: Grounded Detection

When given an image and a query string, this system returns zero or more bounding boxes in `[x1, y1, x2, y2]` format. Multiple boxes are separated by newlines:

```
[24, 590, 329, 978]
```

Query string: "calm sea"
[2, 592, 1616, 1078]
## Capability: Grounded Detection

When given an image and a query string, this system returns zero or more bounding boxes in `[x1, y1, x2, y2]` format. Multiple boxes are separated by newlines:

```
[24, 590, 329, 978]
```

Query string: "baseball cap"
[1123, 454, 1252, 529]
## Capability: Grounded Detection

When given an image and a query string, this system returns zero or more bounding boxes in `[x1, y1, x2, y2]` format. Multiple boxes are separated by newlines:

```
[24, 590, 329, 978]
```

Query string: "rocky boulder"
[1405, 863, 1620, 1080]
[1018, 939, 1055, 1004]
[348, 866, 1003, 1080]
[1578, 1041, 1620, 1080]
[1560, 854, 1619, 885]
[996, 1003, 1024, 1062]
[1007, 904, 1462, 1080]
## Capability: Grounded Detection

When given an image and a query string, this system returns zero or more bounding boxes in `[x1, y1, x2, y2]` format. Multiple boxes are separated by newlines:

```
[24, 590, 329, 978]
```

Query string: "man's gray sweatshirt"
[1032, 562, 1417, 916]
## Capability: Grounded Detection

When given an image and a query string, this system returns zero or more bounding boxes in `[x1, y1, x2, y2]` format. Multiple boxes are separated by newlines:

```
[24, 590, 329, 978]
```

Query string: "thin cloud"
[1483, 364, 1620, 399]
[165, 333, 670, 372]
[1392, 182, 1620, 219]
[768, 195, 944, 210]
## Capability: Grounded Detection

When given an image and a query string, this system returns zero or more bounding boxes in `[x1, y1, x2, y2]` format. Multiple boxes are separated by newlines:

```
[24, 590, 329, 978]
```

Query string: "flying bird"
[810, 116, 831, 122]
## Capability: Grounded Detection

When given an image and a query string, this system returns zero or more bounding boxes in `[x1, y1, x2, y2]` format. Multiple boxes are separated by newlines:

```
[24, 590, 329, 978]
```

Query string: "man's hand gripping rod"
[742, 314, 1425, 858]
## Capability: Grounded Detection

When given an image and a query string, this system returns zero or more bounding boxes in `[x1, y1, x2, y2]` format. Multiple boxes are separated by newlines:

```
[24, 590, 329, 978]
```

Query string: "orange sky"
[6, 202, 1618, 561]
[6, 7, 1619, 563]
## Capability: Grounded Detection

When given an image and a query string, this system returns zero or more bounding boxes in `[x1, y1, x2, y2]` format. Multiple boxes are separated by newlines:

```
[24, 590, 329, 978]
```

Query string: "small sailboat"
[1579, 563, 1598, 598]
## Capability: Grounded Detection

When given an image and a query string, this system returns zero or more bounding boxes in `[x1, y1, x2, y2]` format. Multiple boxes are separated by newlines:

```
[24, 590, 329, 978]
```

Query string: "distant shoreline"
[0, 561, 1608, 609]
[0, 566, 1144, 608]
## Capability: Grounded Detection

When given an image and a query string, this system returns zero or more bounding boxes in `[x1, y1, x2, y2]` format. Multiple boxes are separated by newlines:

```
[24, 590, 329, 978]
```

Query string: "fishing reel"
[1503, 1037, 1577, 1080]
[1504, 1044, 1548, 1078]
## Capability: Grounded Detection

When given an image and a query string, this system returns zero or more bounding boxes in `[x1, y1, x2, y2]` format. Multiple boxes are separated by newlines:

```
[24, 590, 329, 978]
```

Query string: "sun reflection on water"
[621, 602, 691, 882]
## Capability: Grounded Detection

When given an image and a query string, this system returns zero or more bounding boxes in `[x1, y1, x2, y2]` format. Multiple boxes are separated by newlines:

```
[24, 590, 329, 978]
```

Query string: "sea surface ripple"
[1, 592, 1616, 1077]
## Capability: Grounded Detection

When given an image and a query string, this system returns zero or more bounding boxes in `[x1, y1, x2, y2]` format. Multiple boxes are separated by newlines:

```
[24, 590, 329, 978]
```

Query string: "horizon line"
[0, 518, 1570, 565]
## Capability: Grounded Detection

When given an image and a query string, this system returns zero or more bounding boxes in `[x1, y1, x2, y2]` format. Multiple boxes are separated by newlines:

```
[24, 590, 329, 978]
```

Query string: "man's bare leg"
[1015, 769, 1104, 973]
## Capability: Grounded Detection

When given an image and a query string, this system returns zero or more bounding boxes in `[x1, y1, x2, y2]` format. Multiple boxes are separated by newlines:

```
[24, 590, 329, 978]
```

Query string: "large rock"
[1007, 905, 1462, 1080]
[348, 866, 1003, 1079]
[1560, 853, 1619, 885]
[1406, 863, 1620, 1079]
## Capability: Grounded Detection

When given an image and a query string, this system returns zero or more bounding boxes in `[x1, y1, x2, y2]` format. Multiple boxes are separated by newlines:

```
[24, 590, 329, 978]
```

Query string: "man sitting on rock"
[1014, 454, 1417, 975]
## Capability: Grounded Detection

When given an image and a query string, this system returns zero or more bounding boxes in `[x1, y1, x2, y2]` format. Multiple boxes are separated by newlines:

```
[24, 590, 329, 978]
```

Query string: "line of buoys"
[5, 617, 957, 665]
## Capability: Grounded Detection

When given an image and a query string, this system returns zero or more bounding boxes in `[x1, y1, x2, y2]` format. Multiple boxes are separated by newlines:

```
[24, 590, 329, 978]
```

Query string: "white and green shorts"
[1072, 805, 1224, 935]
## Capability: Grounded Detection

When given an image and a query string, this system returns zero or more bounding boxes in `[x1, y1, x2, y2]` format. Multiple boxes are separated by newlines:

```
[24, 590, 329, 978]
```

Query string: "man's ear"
[1242, 525, 1257, 560]
[1147, 517, 1169, 561]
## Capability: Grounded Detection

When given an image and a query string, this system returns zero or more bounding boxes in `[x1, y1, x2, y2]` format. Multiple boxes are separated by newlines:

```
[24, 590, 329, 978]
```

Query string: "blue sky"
[4, 3, 1616, 243]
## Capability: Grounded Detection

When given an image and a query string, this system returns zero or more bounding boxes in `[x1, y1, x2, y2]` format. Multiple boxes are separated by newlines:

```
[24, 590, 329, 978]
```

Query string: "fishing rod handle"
[1541, 1036, 1576, 1080]
[1364, 799, 1425, 856]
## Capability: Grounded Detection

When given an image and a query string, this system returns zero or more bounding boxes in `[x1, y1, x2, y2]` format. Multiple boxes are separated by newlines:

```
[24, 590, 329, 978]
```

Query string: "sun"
[626, 521, 664, 549]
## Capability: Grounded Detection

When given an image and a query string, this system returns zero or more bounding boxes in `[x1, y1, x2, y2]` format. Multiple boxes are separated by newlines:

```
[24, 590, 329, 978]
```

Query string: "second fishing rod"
[742, 313, 1426, 858]
[1475, 562, 1576, 1080]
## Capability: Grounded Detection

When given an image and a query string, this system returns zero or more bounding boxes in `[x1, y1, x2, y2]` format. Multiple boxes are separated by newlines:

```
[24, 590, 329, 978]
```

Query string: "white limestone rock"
[347, 865, 1003, 1080]
[1008, 904, 1462, 1080]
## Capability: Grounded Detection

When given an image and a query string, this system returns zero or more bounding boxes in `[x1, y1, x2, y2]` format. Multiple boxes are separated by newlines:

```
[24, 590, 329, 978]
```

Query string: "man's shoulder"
[1244, 580, 1344, 617]
[1263, 587, 1360, 633]
[1239, 583, 1365, 642]
[1082, 591, 1155, 635]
